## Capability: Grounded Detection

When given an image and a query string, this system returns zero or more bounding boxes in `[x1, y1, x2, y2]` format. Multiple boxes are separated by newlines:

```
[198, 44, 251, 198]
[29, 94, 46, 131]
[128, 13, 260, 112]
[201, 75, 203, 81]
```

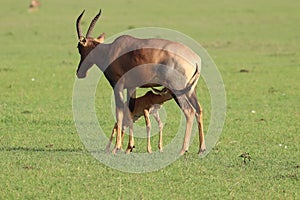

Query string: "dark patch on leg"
[171, 93, 181, 108]
[188, 91, 201, 114]
[128, 97, 135, 112]
[175, 95, 192, 110]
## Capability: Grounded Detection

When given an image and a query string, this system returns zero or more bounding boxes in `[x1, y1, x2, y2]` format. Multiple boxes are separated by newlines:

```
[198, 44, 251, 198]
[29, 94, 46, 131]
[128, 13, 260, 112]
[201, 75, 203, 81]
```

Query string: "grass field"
[0, 0, 299, 199]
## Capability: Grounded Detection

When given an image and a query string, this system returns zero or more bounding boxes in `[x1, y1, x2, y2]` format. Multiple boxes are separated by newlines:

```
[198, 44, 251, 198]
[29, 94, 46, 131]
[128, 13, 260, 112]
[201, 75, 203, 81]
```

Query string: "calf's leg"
[152, 111, 163, 152]
[143, 109, 152, 153]
[106, 123, 117, 152]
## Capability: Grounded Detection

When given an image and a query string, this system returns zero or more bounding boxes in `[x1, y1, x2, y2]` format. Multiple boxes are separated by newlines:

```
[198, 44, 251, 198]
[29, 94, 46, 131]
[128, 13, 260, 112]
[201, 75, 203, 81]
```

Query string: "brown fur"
[75, 10, 206, 155]
[106, 89, 172, 153]
[106, 68, 200, 153]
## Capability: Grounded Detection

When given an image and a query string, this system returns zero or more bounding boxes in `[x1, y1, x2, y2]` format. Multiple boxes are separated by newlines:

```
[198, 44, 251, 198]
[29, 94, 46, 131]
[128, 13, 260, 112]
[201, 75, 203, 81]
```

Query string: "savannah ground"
[0, 0, 299, 199]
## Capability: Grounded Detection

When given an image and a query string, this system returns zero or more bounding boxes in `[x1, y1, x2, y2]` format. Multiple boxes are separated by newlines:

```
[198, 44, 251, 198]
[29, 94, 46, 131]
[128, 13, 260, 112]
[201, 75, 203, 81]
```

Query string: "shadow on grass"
[0, 146, 85, 153]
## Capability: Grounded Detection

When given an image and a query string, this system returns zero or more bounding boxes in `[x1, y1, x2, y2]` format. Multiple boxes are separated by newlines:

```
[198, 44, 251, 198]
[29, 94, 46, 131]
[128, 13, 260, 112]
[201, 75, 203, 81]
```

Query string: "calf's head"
[76, 10, 105, 78]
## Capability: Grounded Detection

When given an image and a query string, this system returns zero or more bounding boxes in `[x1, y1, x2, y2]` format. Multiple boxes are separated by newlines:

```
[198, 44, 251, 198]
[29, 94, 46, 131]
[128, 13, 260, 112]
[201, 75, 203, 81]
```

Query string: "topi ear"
[79, 36, 87, 46]
[96, 33, 105, 43]
[79, 36, 86, 42]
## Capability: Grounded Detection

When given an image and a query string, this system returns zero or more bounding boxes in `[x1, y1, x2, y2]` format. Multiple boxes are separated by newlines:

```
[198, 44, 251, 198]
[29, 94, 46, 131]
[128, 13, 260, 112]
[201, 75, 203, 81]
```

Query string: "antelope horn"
[76, 10, 85, 40]
[86, 9, 102, 38]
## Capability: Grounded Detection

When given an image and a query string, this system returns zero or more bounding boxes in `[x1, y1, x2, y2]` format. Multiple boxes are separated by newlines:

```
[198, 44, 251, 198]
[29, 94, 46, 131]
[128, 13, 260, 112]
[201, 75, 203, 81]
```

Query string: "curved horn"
[76, 10, 85, 40]
[86, 9, 102, 38]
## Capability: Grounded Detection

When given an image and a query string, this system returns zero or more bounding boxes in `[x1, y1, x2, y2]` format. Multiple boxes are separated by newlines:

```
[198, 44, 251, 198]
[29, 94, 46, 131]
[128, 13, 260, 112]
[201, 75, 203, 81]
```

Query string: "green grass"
[0, 0, 299, 199]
